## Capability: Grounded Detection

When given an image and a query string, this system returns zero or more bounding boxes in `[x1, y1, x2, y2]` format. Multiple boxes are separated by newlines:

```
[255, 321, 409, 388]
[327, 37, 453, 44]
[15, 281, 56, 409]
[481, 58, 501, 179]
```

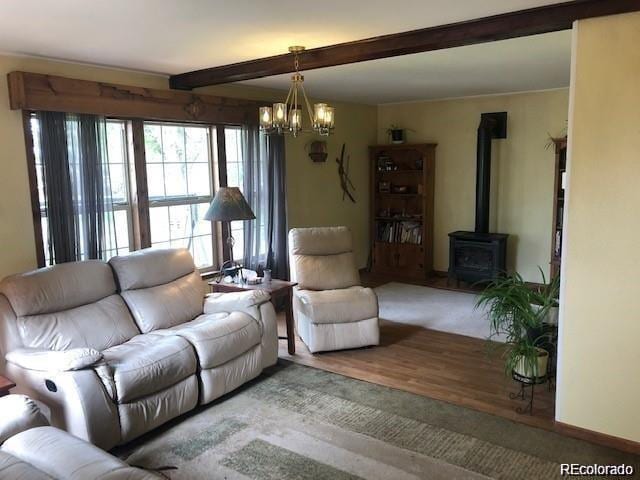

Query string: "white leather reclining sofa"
[0, 248, 277, 450]
[0, 394, 160, 479]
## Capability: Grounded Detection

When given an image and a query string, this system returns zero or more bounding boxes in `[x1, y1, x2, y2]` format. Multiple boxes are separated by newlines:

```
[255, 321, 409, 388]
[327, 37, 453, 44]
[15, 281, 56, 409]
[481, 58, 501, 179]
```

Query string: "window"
[225, 127, 269, 264]
[31, 116, 132, 264]
[223, 127, 246, 261]
[144, 122, 215, 268]
[27, 114, 252, 272]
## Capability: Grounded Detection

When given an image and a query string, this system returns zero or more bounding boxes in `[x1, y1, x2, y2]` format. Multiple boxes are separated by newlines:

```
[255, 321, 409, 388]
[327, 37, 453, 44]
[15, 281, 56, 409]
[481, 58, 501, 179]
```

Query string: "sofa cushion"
[292, 252, 360, 291]
[16, 294, 139, 352]
[109, 248, 196, 291]
[154, 312, 262, 369]
[97, 334, 197, 403]
[0, 450, 52, 479]
[119, 272, 206, 333]
[0, 261, 116, 316]
[297, 286, 379, 324]
[289, 226, 353, 256]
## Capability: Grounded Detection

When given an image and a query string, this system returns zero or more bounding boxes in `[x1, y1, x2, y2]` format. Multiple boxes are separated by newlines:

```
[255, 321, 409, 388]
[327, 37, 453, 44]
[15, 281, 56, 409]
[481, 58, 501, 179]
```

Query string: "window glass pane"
[150, 206, 170, 243]
[186, 128, 208, 163]
[193, 202, 211, 236]
[169, 204, 191, 240]
[144, 124, 163, 163]
[193, 235, 213, 268]
[106, 122, 126, 164]
[162, 126, 185, 163]
[147, 164, 165, 199]
[187, 163, 210, 196]
[107, 163, 127, 203]
[113, 210, 130, 250]
[164, 163, 188, 197]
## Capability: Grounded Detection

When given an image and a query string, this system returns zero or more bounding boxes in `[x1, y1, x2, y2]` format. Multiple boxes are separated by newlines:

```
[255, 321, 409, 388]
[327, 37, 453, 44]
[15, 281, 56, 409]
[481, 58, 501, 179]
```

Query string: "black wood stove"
[449, 112, 509, 285]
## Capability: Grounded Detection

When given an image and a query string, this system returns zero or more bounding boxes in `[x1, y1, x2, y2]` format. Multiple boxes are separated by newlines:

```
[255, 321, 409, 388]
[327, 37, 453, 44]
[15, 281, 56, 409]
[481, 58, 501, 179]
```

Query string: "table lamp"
[204, 187, 255, 279]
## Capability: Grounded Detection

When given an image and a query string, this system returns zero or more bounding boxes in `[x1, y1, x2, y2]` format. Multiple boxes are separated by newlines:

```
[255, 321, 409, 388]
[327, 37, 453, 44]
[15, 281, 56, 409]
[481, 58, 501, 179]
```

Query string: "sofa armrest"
[204, 290, 271, 315]
[5, 348, 103, 373]
[4, 364, 121, 450]
[0, 395, 49, 444]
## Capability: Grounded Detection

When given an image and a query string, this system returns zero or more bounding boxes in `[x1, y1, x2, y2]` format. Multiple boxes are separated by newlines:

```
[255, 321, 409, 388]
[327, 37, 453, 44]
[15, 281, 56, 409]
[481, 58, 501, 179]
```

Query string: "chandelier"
[259, 46, 335, 137]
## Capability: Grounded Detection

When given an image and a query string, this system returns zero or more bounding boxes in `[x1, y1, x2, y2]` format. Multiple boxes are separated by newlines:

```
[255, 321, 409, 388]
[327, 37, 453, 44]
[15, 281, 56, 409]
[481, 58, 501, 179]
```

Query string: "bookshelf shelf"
[369, 143, 436, 279]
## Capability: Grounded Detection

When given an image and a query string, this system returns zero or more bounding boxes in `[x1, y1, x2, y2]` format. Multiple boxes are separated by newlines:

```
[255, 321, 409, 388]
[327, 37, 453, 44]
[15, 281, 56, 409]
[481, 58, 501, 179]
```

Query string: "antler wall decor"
[336, 143, 356, 203]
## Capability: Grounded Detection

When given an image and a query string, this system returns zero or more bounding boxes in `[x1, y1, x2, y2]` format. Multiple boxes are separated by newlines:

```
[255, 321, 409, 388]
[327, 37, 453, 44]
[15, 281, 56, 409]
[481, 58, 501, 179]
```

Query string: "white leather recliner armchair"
[288, 226, 379, 353]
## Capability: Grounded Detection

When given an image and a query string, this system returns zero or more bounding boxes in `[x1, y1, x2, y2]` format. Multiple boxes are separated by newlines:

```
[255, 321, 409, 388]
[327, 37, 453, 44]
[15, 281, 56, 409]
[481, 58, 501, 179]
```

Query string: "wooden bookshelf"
[550, 138, 567, 279]
[369, 144, 436, 279]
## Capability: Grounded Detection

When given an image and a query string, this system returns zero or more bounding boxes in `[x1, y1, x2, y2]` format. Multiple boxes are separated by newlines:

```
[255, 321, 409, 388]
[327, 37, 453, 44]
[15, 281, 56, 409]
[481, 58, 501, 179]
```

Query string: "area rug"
[375, 282, 502, 341]
[117, 361, 638, 479]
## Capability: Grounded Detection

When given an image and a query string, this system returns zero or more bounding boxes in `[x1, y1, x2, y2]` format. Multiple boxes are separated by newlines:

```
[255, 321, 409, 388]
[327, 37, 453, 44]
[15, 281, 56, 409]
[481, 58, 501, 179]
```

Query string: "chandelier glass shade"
[259, 46, 335, 137]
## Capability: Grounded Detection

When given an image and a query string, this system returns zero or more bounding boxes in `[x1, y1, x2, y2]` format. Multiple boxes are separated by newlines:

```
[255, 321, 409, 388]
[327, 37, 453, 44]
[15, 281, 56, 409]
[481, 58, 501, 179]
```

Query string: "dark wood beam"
[170, 0, 640, 90]
[8, 71, 264, 124]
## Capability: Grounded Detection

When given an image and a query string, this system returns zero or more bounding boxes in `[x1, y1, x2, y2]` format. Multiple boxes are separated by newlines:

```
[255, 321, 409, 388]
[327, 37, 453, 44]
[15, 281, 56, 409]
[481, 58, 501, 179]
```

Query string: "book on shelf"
[376, 221, 422, 245]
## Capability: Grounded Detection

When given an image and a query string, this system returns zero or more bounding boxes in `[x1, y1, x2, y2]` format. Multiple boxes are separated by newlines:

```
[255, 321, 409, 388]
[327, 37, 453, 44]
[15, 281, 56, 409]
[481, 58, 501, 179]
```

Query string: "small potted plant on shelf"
[476, 269, 560, 382]
[386, 125, 411, 144]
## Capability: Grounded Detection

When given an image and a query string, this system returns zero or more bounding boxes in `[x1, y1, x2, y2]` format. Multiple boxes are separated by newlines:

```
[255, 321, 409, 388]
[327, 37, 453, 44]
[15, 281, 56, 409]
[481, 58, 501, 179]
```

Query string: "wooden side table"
[208, 278, 298, 354]
[0, 375, 15, 397]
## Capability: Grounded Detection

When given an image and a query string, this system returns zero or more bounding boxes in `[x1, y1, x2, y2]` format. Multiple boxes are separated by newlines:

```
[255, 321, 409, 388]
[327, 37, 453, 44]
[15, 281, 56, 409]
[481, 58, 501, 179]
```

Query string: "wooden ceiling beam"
[169, 0, 640, 90]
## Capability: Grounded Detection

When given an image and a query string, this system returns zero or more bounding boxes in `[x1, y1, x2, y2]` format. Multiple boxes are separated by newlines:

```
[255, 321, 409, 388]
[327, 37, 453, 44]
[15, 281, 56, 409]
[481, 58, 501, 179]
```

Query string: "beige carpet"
[116, 362, 638, 479]
[375, 282, 504, 341]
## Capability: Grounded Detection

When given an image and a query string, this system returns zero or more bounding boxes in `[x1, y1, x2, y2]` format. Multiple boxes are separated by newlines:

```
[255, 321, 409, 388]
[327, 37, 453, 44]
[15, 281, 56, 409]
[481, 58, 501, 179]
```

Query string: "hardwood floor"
[277, 314, 556, 431]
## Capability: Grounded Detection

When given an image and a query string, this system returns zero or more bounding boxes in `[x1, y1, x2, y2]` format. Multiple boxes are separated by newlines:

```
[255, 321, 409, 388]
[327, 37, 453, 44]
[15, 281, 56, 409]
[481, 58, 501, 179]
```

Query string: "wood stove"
[449, 112, 509, 285]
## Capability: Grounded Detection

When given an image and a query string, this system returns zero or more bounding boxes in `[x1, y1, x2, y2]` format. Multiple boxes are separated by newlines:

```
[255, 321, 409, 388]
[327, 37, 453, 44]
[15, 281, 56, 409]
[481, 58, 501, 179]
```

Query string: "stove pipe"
[475, 112, 507, 233]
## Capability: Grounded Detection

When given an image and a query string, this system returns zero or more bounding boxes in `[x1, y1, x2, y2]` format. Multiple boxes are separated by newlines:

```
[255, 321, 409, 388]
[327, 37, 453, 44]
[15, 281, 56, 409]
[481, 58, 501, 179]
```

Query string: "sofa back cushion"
[288, 227, 360, 290]
[0, 261, 139, 352]
[109, 248, 206, 333]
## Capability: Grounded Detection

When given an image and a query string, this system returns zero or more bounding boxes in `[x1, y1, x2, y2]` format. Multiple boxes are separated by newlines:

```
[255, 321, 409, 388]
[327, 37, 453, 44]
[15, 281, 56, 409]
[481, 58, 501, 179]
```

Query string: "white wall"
[556, 12, 640, 443]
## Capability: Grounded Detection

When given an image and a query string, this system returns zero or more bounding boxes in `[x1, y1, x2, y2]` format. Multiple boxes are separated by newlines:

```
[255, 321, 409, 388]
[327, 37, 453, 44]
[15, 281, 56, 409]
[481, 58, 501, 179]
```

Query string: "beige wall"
[0, 55, 376, 279]
[378, 90, 569, 281]
[556, 12, 640, 443]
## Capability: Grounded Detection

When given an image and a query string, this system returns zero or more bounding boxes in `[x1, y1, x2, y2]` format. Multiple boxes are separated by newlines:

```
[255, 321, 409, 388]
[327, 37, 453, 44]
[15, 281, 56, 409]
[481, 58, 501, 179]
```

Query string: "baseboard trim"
[555, 421, 640, 455]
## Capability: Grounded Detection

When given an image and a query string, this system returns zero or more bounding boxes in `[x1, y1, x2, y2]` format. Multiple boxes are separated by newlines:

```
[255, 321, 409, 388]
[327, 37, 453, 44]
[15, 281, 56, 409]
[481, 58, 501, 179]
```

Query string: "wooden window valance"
[7, 71, 263, 125]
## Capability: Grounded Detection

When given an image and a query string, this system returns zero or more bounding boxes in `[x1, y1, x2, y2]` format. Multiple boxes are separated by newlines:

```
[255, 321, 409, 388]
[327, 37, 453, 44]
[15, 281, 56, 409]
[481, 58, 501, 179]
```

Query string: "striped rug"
[118, 361, 639, 479]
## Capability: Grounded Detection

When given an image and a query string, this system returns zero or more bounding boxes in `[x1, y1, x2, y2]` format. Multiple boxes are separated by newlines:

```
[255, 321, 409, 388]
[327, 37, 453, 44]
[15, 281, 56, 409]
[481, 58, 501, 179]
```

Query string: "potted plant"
[476, 269, 560, 382]
[386, 125, 410, 144]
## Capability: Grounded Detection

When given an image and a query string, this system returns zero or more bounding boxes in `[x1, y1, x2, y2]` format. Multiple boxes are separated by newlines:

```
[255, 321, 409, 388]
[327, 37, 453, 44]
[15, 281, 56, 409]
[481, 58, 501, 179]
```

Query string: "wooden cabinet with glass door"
[369, 144, 436, 280]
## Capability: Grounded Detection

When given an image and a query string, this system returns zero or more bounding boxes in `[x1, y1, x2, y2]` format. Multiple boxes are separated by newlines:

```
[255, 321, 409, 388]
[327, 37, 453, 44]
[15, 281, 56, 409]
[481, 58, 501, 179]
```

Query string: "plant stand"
[510, 372, 547, 415]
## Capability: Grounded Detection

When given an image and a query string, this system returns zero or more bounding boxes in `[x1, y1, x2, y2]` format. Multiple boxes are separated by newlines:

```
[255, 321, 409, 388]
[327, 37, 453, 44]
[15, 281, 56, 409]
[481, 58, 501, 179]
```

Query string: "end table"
[0, 375, 15, 397]
[208, 278, 298, 354]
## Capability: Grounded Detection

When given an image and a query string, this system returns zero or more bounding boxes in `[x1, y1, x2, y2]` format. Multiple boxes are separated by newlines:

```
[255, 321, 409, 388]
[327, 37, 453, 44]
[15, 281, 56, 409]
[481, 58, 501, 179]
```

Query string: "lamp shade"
[204, 187, 255, 222]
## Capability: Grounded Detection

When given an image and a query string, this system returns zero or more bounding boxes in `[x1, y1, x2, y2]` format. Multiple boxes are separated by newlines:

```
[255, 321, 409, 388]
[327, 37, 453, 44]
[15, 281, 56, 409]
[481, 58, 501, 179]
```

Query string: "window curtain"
[36, 111, 118, 263]
[241, 125, 289, 279]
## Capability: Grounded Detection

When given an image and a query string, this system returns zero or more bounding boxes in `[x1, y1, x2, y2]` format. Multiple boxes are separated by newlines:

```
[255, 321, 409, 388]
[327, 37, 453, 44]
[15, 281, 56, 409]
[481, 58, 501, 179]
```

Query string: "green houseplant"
[476, 269, 560, 381]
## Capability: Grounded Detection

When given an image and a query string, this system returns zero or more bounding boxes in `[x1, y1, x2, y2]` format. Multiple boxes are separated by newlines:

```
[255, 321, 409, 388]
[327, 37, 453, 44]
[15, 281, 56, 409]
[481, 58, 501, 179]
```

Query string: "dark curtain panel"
[241, 126, 289, 279]
[36, 112, 114, 263]
[36, 111, 77, 262]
